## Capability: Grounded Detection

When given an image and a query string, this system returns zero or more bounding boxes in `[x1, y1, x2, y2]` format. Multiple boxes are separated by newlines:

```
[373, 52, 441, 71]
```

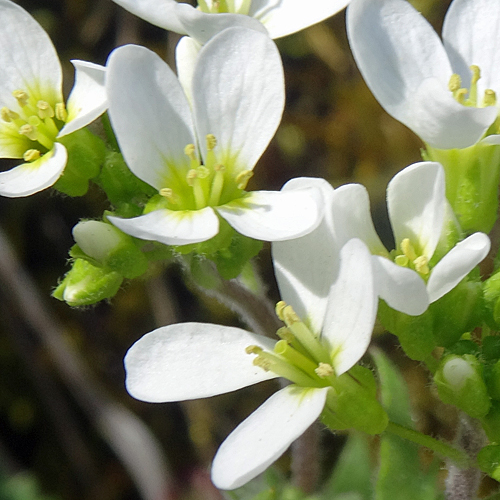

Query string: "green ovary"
[1, 87, 66, 163]
[393, 238, 430, 279]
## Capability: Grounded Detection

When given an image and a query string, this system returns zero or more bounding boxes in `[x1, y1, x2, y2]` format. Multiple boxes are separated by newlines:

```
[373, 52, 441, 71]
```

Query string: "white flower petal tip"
[322, 238, 377, 375]
[347, 0, 499, 150]
[59, 61, 107, 138]
[108, 207, 219, 246]
[217, 188, 323, 242]
[0, 143, 67, 197]
[256, 0, 351, 39]
[427, 232, 491, 303]
[373, 256, 429, 316]
[124, 323, 277, 403]
[211, 385, 328, 490]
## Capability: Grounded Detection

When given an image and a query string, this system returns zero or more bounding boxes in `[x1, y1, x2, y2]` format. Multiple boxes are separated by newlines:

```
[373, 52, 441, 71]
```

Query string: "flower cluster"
[4, 0, 500, 496]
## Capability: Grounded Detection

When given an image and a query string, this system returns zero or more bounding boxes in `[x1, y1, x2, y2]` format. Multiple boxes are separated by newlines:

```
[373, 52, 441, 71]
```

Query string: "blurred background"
[0, 1, 459, 498]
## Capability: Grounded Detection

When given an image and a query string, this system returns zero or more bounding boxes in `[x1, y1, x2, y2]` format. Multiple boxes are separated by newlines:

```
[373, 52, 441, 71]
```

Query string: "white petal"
[250, 0, 350, 38]
[0, 0, 62, 106]
[211, 385, 328, 490]
[193, 27, 284, 172]
[347, 0, 451, 130]
[216, 188, 321, 242]
[481, 134, 500, 145]
[347, 0, 495, 149]
[322, 239, 377, 375]
[330, 184, 387, 255]
[427, 232, 490, 303]
[387, 161, 444, 261]
[124, 323, 277, 403]
[406, 77, 495, 149]
[59, 61, 107, 137]
[106, 44, 195, 190]
[372, 256, 428, 316]
[175, 36, 201, 106]
[108, 207, 219, 246]
[272, 177, 338, 334]
[176, 4, 268, 45]
[443, 0, 500, 97]
[112, 0, 187, 34]
[0, 142, 67, 197]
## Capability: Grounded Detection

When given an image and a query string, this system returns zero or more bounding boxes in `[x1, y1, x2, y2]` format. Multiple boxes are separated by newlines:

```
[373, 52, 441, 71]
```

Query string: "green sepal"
[378, 300, 435, 361]
[483, 336, 500, 362]
[446, 339, 480, 356]
[96, 151, 156, 213]
[481, 400, 500, 442]
[53, 128, 106, 196]
[429, 280, 482, 347]
[434, 354, 491, 418]
[484, 360, 500, 400]
[477, 444, 500, 481]
[52, 258, 123, 306]
[483, 271, 500, 329]
[322, 366, 388, 435]
[423, 143, 500, 234]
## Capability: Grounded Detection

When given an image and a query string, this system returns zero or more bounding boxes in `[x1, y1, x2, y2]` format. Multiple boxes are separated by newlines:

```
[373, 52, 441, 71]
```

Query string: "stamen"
[206, 134, 217, 151]
[208, 164, 225, 206]
[414, 255, 429, 275]
[196, 166, 209, 179]
[275, 300, 286, 321]
[55, 102, 68, 122]
[184, 144, 196, 160]
[1, 107, 19, 122]
[395, 254, 409, 267]
[186, 169, 207, 208]
[19, 124, 38, 141]
[159, 188, 179, 205]
[448, 74, 461, 93]
[274, 340, 321, 375]
[23, 149, 41, 162]
[37, 101, 54, 119]
[470, 65, 481, 85]
[401, 238, 417, 261]
[455, 88, 467, 104]
[235, 170, 253, 190]
[315, 362, 335, 378]
[483, 89, 497, 107]
[12, 89, 29, 107]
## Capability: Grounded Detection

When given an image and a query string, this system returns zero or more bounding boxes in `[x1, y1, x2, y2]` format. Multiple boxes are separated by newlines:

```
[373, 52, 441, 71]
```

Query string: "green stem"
[386, 421, 470, 467]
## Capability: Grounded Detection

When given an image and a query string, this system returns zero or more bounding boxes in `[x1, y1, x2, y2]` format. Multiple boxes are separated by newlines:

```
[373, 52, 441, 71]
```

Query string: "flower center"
[157, 134, 253, 211]
[246, 301, 334, 389]
[448, 65, 496, 108]
[197, 0, 251, 15]
[393, 238, 430, 277]
[1, 88, 66, 163]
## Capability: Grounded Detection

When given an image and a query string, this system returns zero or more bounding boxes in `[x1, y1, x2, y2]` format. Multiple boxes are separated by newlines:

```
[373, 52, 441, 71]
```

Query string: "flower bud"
[434, 354, 491, 418]
[52, 259, 123, 306]
[72, 220, 148, 279]
[478, 445, 500, 482]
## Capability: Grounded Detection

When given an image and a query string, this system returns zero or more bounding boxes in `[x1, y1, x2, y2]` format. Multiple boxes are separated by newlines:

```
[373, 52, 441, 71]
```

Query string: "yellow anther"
[448, 74, 462, 93]
[245, 345, 263, 355]
[253, 357, 271, 371]
[186, 169, 198, 186]
[23, 149, 41, 162]
[184, 143, 197, 159]
[282, 305, 300, 326]
[55, 102, 67, 122]
[28, 115, 41, 127]
[401, 238, 417, 261]
[414, 255, 430, 275]
[197, 166, 209, 179]
[470, 65, 481, 85]
[276, 327, 295, 343]
[37, 100, 54, 119]
[235, 170, 253, 190]
[275, 301, 287, 321]
[19, 124, 37, 141]
[214, 163, 225, 172]
[1, 107, 18, 122]
[456, 88, 468, 104]
[315, 362, 334, 378]
[12, 89, 29, 107]
[484, 89, 497, 107]
[159, 188, 179, 204]
[206, 134, 217, 151]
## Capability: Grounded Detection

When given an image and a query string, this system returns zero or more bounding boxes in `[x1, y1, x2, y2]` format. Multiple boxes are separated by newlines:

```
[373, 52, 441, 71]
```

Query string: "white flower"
[124, 238, 378, 489]
[277, 163, 490, 316]
[0, 0, 107, 197]
[347, 0, 500, 150]
[106, 28, 321, 246]
[112, 0, 351, 43]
